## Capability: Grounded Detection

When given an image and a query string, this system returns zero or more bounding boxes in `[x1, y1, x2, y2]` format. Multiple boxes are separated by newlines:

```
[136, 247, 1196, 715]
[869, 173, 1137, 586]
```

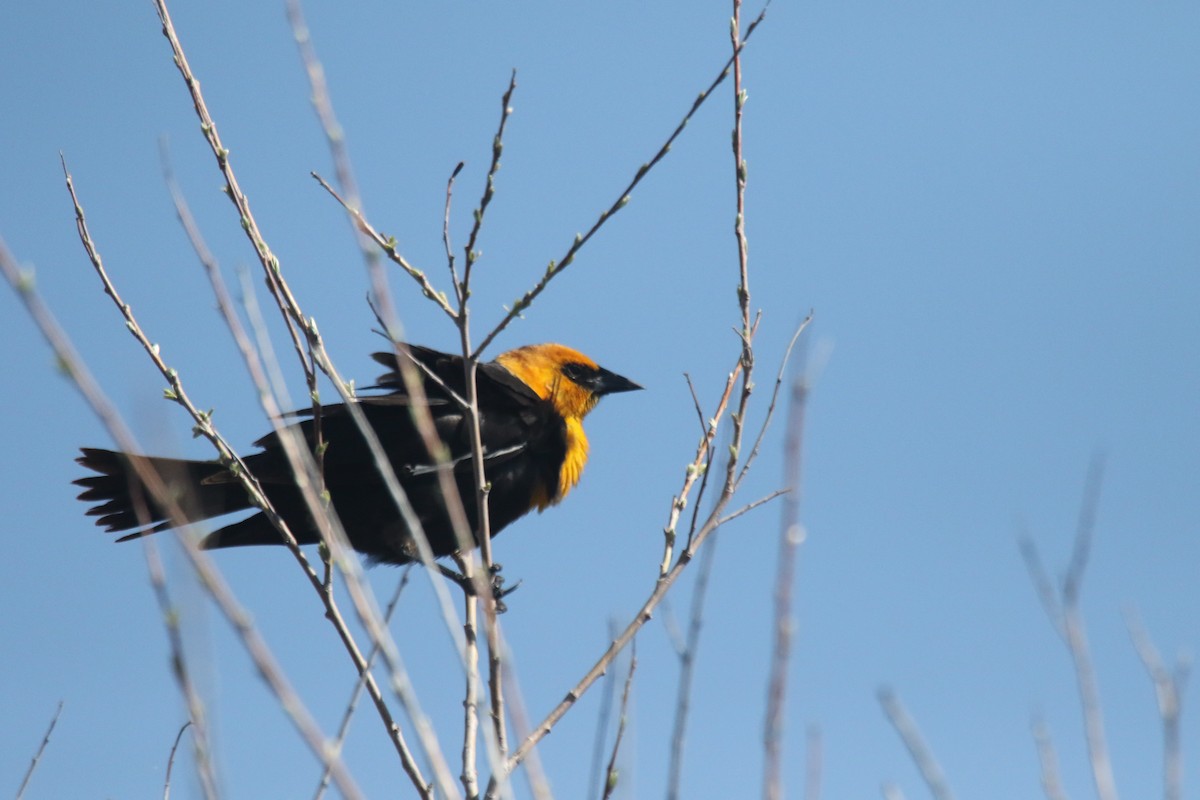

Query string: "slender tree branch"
[1, 236, 365, 800]
[160, 151, 434, 795]
[312, 172, 456, 319]
[163, 721, 193, 800]
[666, 537, 719, 800]
[444, 162, 465, 289]
[461, 71, 517, 302]
[1031, 716, 1070, 800]
[1125, 609, 1189, 800]
[152, 7, 494, 794]
[313, 571, 413, 800]
[878, 687, 956, 800]
[764, 367, 809, 800]
[454, 553, 483, 800]
[14, 701, 62, 800]
[1021, 456, 1117, 800]
[143, 535, 218, 800]
[716, 489, 787, 527]
[587, 621, 621, 800]
[471, 4, 770, 360]
[600, 644, 638, 800]
[738, 312, 812, 486]
[285, 0, 392, 318]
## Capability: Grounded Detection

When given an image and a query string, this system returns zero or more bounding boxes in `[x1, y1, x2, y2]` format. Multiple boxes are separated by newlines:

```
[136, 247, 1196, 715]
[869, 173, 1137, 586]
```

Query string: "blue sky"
[2, 3, 1198, 799]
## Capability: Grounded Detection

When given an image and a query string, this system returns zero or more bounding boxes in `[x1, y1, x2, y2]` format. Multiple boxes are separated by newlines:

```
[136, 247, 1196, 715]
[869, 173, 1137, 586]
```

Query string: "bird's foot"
[489, 563, 522, 614]
[438, 562, 521, 613]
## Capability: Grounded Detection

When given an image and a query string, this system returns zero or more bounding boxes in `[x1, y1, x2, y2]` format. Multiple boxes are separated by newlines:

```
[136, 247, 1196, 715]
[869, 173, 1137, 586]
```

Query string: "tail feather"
[74, 447, 251, 534]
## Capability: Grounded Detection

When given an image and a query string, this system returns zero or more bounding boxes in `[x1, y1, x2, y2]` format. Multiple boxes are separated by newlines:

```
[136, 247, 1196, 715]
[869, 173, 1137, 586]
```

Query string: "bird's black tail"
[74, 448, 251, 540]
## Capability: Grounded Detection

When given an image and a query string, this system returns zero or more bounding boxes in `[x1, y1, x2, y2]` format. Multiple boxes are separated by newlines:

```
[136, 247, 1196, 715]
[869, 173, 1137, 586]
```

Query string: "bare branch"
[764, 368, 809, 800]
[588, 621, 621, 800]
[1063, 456, 1106, 605]
[313, 571, 413, 800]
[163, 722, 193, 800]
[1018, 534, 1066, 641]
[1031, 716, 1070, 800]
[1, 237, 365, 799]
[460, 71, 517, 300]
[159, 149, 436, 796]
[444, 162, 465, 288]
[738, 312, 813, 485]
[285, 0, 393, 320]
[878, 687, 955, 800]
[1125, 609, 1189, 800]
[312, 172, 456, 319]
[1022, 457, 1117, 800]
[716, 489, 787, 527]
[600, 642, 638, 800]
[143, 535, 218, 800]
[14, 701, 62, 800]
[666, 537, 720, 800]
[453, 553, 483, 800]
[472, 4, 770, 359]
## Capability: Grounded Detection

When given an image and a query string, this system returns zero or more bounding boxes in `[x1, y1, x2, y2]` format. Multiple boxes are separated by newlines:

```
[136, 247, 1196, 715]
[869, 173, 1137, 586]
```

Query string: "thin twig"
[683, 373, 708, 434]
[588, 621, 621, 800]
[1022, 456, 1118, 800]
[14, 701, 62, 800]
[313, 570, 413, 800]
[460, 71, 517, 301]
[1125, 609, 1189, 800]
[163, 721, 193, 800]
[456, 71, 520, 578]
[716, 489, 787, 527]
[285, 0, 392, 317]
[472, 4, 770, 360]
[764, 368, 809, 800]
[490, 484, 733, 791]
[444, 162, 465, 289]
[481, 14, 785, 791]
[153, 7, 479, 793]
[878, 687, 956, 800]
[1018, 535, 1066, 642]
[160, 148, 433, 796]
[1063, 457, 1106, 606]
[454, 553, 483, 800]
[666, 537, 719, 800]
[738, 312, 812, 486]
[448, 75, 526, 784]
[312, 172, 456, 319]
[1031, 716, 1070, 800]
[496, 645, 549, 800]
[720, 0, 759, 554]
[600, 642, 638, 800]
[142, 531, 218, 800]
[661, 349, 743, 575]
[1, 237, 364, 799]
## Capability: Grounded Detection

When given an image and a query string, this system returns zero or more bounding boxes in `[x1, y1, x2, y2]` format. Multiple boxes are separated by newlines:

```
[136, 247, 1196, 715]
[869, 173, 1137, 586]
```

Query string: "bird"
[75, 343, 641, 566]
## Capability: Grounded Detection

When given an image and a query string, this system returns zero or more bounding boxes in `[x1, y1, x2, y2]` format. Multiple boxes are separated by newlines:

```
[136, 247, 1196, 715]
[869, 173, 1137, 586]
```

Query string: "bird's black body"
[75, 344, 640, 565]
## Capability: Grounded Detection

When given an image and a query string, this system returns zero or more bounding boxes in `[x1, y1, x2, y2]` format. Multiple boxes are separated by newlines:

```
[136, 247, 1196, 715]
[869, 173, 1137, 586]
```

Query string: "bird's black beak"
[593, 367, 643, 396]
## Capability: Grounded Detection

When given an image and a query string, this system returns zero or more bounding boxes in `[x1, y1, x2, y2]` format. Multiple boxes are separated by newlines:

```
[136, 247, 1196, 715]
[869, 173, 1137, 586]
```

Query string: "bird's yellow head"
[496, 343, 641, 420]
[496, 343, 641, 508]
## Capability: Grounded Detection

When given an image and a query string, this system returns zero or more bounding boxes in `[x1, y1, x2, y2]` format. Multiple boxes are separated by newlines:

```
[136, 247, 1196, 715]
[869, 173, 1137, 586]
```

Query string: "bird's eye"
[561, 363, 588, 383]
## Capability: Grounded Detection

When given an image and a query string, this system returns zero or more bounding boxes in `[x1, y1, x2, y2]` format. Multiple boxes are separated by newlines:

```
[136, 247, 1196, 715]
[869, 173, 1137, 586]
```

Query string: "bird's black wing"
[369, 345, 543, 409]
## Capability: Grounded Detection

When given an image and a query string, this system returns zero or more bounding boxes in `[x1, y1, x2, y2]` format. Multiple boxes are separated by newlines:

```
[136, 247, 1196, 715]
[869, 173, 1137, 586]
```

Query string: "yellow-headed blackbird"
[75, 343, 641, 565]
